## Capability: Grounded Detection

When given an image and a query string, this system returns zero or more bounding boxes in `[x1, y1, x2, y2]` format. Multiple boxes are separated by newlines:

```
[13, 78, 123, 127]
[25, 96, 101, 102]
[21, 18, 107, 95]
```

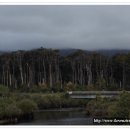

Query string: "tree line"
[0, 48, 130, 91]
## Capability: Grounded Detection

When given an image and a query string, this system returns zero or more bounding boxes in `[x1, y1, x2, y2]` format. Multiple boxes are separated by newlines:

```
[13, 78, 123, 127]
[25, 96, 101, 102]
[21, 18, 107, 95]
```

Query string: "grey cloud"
[0, 5, 130, 50]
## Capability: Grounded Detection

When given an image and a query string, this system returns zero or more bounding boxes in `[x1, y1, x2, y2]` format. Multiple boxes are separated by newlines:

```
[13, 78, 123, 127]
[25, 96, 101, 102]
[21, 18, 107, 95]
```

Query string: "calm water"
[18, 108, 93, 125]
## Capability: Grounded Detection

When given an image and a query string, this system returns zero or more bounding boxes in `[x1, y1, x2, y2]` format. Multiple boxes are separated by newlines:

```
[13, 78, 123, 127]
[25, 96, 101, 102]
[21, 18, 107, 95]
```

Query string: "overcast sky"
[0, 5, 130, 51]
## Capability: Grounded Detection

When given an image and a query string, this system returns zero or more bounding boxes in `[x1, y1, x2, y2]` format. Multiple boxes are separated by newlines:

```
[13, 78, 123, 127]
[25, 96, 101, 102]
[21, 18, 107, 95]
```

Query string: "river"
[18, 108, 93, 125]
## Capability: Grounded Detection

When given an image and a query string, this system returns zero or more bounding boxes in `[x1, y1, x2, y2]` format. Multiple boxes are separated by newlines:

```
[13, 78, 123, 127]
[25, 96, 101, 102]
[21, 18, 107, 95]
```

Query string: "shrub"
[0, 97, 17, 119]
[17, 99, 38, 115]
[53, 82, 62, 92]
[86, 85, 96, 91]
[86, 97, 110, 117]
[12, 93, 32, 101]
[0, 102, 6, 119]
[64, 92, 69, 98]
[108, 104, 129, 118]
[5, 104, 22, 118]
[118, 91, 130, 108]
[72, 84, 87, 91]
[0, 97, 14, 107]
[95, 77, 107, 90]
[64, 82, 75, 91]
[107, 91, 130, 118]
[0, 84, 9, 93]
[29, 85, 50, 93]
[86, 91, 130, 118]
[30, 93, 85, 109]
[31, 95, 51, 109]
[46, 94, 61, 108]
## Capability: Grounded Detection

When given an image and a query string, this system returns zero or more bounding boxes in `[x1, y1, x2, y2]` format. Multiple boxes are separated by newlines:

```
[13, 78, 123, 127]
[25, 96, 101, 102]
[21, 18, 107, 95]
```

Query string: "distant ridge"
[0, 48, 130, 57]
[0, 51, 7, 55]
[95, 49, 130, 57]
[59, 49, 130, 57]
[0, 50, 11, 55]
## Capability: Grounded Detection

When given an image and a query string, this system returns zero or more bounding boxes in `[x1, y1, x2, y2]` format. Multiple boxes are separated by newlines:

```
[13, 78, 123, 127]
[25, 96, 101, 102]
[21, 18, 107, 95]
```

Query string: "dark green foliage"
[108, 91, 130, 118]
[0, 97, 17, 119]
[64, 82, 87, 91]
[12, 93, 32, 101]
[1, 48, 130, 91]
[118, 91, 130, 108]
[64, 82, 76, 91]
[4, 104, 22, 118]
[108, 104, 129, 118]
[30, 93, 87, 109]
[86, 97, 111, 117]
[53, 82, 62, 92]
[17, 99, 38, 114]
[87, 91, 130, 119]
[0, 92, 88, 124]
[0, 85, 9, 93]
[30, 94, 52, 109]
[29, 85, 50, 93]
[95, 77, 107, 90]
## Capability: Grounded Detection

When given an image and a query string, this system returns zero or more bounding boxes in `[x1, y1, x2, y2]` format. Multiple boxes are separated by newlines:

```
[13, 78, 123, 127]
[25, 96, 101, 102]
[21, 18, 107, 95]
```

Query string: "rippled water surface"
[18, 108, 93, 125]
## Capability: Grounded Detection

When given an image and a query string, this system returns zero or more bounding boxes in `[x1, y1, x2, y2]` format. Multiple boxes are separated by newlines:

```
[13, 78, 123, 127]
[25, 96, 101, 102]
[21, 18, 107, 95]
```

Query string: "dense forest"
[0, 48, 130, 91]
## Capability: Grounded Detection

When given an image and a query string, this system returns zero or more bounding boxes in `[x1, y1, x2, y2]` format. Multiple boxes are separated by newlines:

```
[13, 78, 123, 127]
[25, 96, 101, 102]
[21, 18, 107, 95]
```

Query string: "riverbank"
[2, 91, 130, 125]
[86, 91, 130, 120]
[0, 92, 88, 125]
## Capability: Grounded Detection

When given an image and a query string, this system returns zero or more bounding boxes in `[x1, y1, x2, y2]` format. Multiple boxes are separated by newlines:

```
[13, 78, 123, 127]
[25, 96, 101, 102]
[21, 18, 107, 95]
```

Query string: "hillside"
[59, 48, 130, 57]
